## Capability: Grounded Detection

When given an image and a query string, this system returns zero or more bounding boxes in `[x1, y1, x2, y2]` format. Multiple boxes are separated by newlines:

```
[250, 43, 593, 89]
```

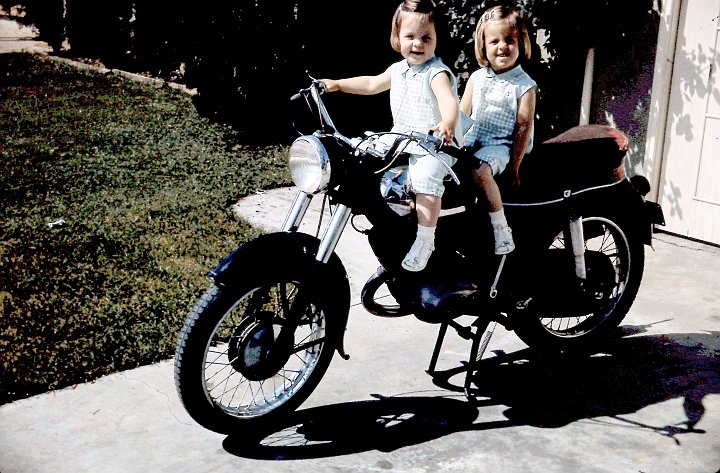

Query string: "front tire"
[513, 216, 645, 351]
[174, 263, 339, 434]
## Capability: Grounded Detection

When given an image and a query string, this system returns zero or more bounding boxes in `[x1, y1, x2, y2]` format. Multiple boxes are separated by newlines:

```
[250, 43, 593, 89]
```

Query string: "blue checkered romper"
[464, 65, 537, 175]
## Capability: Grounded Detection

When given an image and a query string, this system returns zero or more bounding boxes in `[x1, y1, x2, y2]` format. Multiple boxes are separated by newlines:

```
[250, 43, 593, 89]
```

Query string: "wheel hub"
[228, 314, 292, 381]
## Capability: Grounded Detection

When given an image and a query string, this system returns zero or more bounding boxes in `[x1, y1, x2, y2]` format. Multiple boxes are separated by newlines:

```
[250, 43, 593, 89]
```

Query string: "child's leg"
[403, 153, 452, 272]
[415, 193, 442, 227]
[472, 162, 503, 211]
[402, 193, 440, 271]
[473, 163, 515, 255]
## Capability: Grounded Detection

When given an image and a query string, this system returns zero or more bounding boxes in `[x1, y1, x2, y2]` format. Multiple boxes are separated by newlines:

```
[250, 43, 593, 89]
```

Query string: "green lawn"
[0, 53, 291, 404]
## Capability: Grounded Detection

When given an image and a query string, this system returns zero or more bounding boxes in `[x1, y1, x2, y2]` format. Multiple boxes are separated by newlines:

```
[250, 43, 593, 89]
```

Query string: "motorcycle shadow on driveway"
[223, 393, 487, 460]
[223, 325, 719, 460]
[459, 325, 718, 433]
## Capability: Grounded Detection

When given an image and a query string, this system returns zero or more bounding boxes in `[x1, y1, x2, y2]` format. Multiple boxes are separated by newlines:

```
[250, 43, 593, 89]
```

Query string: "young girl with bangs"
[460, 5, 537, 255]
[322, 0, 460, 272]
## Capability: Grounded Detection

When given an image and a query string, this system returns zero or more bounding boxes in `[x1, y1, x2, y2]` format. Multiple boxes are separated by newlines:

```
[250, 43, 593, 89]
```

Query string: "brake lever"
[415, 137, 461, 185]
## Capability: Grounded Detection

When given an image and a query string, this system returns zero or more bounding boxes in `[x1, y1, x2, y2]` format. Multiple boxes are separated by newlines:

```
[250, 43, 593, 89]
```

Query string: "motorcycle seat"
[501, 124, 629, 204]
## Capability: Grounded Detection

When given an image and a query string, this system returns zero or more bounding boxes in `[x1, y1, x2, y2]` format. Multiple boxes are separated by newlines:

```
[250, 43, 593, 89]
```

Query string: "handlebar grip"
[409, 131, 444, 147]
[313, 80, 327, 94]
[291, 80, 327, 101]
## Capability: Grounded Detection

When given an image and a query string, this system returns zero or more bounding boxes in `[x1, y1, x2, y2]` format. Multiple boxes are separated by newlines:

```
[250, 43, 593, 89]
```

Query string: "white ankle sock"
[416, 224, 436, 240]
[489, 209, 507, 227]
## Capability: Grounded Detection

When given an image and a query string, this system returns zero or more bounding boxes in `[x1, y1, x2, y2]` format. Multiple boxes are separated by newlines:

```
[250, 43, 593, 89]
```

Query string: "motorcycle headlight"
[288, 135, 331, 194]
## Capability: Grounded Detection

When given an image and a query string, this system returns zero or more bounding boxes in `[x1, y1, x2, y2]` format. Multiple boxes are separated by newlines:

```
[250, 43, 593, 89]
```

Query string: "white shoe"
[493, 224, 515, 255]
[402, 238, 435, 272]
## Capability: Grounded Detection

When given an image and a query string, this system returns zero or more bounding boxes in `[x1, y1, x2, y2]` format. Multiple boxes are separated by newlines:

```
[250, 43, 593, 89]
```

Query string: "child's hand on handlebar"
[430, 120, 456, 146]
[320, 79, 339, 92]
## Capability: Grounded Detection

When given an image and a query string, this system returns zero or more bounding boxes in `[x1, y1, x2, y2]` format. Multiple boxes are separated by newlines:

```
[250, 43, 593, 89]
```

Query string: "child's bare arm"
[430, 72, 460, 144]
[511, 88, 537, 186]
[321, 70, 391, 95]
[459, 76, 474, 117]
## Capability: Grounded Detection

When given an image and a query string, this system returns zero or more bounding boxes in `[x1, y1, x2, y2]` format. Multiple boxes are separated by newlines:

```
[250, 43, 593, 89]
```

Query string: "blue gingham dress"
[464, 65, 536, 175]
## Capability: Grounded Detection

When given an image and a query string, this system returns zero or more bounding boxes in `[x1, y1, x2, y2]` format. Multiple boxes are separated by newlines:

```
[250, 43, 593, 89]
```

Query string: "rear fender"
[581, 178, 664, 246]
[210, 232, 351, 359]
[629, 175, 666, 245]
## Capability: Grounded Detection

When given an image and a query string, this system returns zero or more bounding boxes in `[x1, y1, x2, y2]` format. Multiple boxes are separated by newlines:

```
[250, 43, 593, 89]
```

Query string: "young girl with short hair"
[460, 5, 537, 254]
[322, 0, 460, 272]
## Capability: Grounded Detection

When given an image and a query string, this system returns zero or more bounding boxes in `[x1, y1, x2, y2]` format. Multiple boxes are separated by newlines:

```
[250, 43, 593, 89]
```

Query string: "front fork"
[281, 190, 352, 264]
[278, 190, 353, 360]
[567, 216, 587, 281]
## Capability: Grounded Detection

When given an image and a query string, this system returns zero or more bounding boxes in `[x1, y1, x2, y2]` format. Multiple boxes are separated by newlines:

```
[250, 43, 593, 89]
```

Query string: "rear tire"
[513, 216, 645, 351]
[174, 259, 340, 434]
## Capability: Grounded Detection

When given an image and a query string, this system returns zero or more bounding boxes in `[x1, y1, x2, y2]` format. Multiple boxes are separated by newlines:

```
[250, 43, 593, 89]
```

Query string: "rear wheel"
[174, 263, 338, 434]
[514, 216, 644, 351]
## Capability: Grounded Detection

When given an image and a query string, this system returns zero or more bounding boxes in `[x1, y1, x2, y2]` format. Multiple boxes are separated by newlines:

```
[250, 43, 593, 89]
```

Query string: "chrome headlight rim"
[288, 135, 331, 195]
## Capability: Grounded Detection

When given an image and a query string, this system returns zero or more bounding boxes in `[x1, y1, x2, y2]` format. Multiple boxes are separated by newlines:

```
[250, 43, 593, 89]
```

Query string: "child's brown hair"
[390, 0, 439, 52]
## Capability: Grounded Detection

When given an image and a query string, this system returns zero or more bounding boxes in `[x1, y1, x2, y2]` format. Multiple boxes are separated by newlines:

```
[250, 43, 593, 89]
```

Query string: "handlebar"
[409, 131, 444, 149]
[290, 79, 327, 102]
[357, 131, 461, 185]
[290, 78, 462, 184]
[290, 78, 339, 135]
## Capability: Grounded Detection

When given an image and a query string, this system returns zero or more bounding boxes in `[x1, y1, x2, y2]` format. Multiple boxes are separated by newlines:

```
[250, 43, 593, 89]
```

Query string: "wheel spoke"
[292, 337, 325, 354]
[209, 367, 245, 394]
[276, 369, 299, 383]
[206, 345, 229, 364]
[235, 382, 253, 412]
[226, 376, 244, 408]
[205, 361, 234, 383]
[217, 372, 239, 401]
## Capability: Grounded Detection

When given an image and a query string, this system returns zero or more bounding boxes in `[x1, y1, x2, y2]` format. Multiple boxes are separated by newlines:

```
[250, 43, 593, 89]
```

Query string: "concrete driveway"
[0, 18, 51, 55]
[1, 187, 718, 473]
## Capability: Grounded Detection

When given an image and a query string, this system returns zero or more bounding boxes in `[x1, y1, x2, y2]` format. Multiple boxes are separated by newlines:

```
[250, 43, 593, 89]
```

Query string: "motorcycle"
[174, 78, 665, 434]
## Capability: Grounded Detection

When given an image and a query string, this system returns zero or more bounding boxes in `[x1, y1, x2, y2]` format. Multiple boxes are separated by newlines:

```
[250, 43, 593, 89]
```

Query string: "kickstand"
[426, 317, 475, 376]
[427, 255, 505, 400]
[464, 319, 496, 400]
[426, 317, 498, 402]
[426, 322, 449, 376]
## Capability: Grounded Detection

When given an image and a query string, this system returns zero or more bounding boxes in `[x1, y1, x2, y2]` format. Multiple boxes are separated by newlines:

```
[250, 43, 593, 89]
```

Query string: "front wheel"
[513, 216, 645, 351]
[174, 264, 340, 434]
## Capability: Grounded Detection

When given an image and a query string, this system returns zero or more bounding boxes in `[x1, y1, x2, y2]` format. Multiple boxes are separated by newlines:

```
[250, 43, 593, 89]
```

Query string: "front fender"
[209, 232, 326, 281]
[210, 232, 352, 359]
